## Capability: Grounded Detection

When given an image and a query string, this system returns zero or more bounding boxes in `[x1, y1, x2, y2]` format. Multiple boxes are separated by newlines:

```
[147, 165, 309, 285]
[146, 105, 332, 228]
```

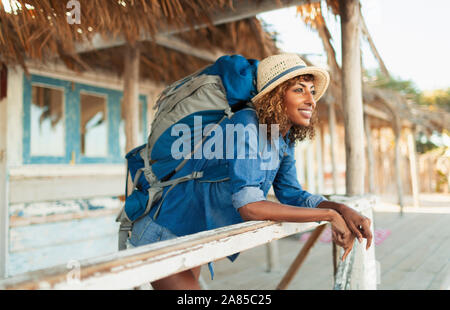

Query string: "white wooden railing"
[0, 195, 377, 290]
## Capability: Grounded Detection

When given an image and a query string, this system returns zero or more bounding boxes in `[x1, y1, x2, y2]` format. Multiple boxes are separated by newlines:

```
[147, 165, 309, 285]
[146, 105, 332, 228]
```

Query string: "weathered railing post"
[331, 195, 377, 290]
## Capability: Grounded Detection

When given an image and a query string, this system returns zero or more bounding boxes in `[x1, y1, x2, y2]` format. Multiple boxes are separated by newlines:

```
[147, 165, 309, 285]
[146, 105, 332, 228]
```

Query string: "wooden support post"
[406, 128, 420, 208]
[332, 241, 339, 280]
[306, 141, 316, 193]
[0, 94, 8, 279]
[265, 240, 280, 273]
[276, 224, 327, 290]
[333, 1, 378, 282]
[123, 44, 141, 154]
[295, 143, 306, 185]
[428, 155, 433, 192]
[376, 128, 383, 195]
[364, 114, 375, 193]
[328, 101, 339, 194]
[393, 114, 404, 214]
[316, 126, 324, 194]
[122, 44, 141, 196]
[339, 0, 365, 196]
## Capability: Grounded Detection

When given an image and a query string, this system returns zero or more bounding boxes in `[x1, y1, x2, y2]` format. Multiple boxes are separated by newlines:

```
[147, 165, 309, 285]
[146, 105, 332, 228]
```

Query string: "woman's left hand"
[338, 204, 373, 250]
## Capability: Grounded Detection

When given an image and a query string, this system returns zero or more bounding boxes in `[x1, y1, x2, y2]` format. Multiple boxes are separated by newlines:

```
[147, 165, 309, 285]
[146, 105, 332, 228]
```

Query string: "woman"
[129, 53, 373, 290]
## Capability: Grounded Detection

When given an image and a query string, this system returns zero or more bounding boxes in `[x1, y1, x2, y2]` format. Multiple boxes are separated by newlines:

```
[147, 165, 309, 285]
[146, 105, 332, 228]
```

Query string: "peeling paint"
[1, 198, 377, 289]
[125, 260, 144, 268]
[111, 265, 125, 272]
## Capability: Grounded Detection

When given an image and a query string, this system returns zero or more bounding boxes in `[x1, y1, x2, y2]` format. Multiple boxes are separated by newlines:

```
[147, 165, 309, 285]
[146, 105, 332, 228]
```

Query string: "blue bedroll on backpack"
[123, 144, 150, 222]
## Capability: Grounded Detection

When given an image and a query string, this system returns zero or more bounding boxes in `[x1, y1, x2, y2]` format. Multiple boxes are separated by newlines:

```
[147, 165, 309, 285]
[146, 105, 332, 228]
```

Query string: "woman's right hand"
[329, 210, 356, 261]
[239, 201, 357, 261]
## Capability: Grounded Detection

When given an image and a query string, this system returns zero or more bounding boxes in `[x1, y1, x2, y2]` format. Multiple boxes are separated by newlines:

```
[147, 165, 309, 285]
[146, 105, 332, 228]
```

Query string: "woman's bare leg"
[151, 266, 202, 290]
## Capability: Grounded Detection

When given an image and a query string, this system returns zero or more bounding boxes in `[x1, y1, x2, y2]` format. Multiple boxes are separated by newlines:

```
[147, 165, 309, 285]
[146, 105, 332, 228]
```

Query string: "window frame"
[23, 75, 70, 164]
[29, 83, 67, 158]
[79, 89, 110, 161]
[23, 74, 148, 165]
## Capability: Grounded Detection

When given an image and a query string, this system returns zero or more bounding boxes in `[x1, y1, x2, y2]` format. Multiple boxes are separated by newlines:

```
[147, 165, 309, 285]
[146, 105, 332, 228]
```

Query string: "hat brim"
[251, 67, 330, 103]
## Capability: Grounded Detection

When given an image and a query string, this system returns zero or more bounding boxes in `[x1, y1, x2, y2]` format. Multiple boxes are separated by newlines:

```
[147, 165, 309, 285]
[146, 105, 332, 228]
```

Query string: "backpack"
[115, 55, 259, 250]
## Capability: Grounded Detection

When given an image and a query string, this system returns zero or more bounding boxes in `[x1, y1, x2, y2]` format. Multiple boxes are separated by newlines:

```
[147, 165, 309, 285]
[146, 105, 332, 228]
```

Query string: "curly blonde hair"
[253, 74, 317, 146]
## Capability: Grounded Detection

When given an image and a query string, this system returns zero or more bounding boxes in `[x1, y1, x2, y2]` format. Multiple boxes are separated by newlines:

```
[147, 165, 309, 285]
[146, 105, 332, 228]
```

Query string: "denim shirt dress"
[129, 108, 327, 279]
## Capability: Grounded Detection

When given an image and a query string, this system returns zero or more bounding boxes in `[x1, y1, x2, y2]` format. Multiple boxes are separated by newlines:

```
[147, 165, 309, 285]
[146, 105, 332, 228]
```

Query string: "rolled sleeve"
[232, 186, 266, 210]
[305, 194, 328, 208]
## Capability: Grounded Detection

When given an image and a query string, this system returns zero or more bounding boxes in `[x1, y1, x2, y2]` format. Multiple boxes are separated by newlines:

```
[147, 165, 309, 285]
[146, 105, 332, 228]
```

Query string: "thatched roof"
[68, 17, 279, 84]
[0, 0, 230, 64]
[0, 0, 279, 83]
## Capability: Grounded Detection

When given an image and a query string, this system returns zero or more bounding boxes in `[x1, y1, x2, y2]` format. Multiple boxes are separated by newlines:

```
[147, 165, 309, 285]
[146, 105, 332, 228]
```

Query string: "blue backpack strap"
[124, 162, 130, 199]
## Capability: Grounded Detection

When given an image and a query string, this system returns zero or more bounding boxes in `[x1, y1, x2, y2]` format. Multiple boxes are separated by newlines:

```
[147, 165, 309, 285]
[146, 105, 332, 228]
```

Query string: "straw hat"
[251, 53, 330, 103]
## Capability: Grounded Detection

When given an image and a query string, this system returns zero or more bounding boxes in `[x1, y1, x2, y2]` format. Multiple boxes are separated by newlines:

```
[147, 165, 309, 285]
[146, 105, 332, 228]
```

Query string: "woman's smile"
[297, 107, 313, 119]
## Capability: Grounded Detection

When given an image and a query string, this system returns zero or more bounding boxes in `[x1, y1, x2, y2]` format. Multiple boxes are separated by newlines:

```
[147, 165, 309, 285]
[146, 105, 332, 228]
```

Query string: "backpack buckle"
[143, 167, 157, 185]
[191, 171, 204, 179]
[224, 107, 234, 119]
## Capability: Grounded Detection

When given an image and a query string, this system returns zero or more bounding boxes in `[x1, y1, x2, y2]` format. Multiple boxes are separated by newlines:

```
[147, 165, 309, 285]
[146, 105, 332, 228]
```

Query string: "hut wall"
[3, 63, 163, 276]
[6, 67, 23, 167]
[0, 92, 8, 278]
[6, 63, 162, 203]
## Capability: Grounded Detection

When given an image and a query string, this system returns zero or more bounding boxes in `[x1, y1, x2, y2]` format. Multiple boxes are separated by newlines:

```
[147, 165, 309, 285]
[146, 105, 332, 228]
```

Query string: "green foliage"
[366, 69, 450, 111]
[365, 69, 421, 101]
[436, 169, 448, 192]
[420, 88, 450, 112]
[416, 136, 440, 154]
[259, 19, 280, 45]
[415, 131, 450, 154]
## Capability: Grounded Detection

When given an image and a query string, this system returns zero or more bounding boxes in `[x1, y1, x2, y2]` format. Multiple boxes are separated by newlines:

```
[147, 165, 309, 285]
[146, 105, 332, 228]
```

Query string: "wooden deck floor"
[199, 195, 450, 290]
